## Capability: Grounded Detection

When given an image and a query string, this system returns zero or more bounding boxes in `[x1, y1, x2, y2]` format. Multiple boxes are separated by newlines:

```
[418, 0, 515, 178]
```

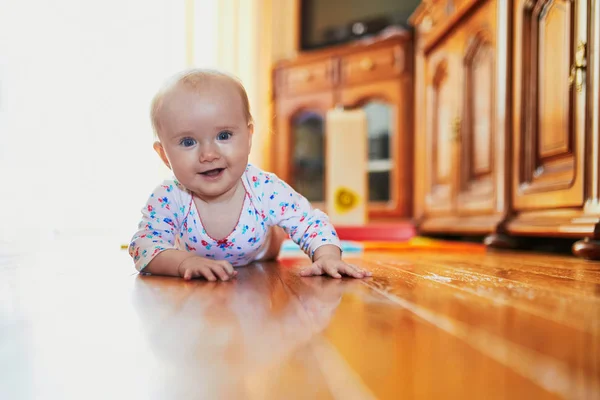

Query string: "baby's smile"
[199, 167, 225, 178]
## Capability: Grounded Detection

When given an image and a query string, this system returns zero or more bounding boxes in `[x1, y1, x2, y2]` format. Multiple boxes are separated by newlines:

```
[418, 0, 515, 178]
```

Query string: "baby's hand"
[299, 255, 372, 279]
[177, 256, 237, 281]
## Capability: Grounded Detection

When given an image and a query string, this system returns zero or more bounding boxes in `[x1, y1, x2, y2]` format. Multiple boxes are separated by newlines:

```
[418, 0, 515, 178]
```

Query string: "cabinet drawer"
[280, 60, 335, 95]
[341, 45, 403, 86]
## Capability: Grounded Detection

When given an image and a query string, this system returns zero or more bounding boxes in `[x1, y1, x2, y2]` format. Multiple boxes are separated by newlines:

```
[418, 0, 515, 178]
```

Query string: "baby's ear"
[153, 141, 171, 169]
[247, 124, 254, 153]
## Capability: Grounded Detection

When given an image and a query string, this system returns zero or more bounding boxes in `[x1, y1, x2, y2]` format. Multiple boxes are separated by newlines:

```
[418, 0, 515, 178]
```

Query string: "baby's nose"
[199, 143, 219, 162]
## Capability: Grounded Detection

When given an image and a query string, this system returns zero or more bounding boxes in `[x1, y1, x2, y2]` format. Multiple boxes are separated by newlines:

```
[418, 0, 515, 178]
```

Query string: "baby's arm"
[265, 176, 370, 279]
[128, 182, 236, 281]
[304, 243, 371, 278]
[145, 251, 236, 281]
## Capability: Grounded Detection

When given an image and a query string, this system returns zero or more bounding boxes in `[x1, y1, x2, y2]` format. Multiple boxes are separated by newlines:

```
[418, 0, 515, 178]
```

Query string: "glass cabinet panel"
[291, 111, 325, 202]
[364, 101, 393, 202]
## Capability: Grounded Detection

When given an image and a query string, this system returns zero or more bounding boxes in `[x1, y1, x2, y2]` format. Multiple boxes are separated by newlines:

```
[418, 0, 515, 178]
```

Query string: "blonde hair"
[150, 68, 253, 137]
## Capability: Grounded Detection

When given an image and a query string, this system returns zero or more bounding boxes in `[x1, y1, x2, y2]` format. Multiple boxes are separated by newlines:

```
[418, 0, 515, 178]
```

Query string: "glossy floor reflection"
[1, 239, 599, 399]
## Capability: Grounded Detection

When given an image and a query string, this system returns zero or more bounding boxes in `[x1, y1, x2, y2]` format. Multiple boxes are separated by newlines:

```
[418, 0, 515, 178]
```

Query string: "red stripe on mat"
[334, 222, 416, 242]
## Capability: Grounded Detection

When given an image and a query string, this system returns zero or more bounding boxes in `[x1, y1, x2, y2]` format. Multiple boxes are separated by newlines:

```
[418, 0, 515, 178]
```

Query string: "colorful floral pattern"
[129, 164, 341, 271]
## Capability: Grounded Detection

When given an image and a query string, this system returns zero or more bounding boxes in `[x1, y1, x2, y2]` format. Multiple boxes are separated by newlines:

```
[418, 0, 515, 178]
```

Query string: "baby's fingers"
[340, 263, 370, 278]
[197, 267, 218, 282]
[181, 267, 215, 281]
[182, 268, 193, 281]
[299, 264, 323, 277]
[209, 264, 232, 281]
[323, 264, 342, 279]
[218, 261, 237, 278]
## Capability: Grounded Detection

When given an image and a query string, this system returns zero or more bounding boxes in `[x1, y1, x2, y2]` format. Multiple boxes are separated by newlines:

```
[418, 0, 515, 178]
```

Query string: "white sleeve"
[265, 174, 341, 259]
[128, 180, 187, 271]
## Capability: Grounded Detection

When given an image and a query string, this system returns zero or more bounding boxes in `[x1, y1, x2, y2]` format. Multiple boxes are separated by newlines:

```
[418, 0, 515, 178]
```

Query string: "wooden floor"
[1, 238, 599, 399]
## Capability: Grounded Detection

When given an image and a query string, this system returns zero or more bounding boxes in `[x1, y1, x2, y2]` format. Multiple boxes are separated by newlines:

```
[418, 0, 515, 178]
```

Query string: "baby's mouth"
[200, 168, 225, 177]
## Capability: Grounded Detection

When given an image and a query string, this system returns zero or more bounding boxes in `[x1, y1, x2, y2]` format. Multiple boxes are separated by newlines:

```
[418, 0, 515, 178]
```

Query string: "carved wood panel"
[456, 0, 497, 214]
[425, 42, 457, 214]
[513, 0, 586, 209]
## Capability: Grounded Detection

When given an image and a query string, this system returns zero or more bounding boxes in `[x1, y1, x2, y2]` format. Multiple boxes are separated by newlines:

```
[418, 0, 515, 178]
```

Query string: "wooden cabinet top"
[410, 0, 490, 52]
[273, 32, 412, 70]
[273, 33, 413, 98]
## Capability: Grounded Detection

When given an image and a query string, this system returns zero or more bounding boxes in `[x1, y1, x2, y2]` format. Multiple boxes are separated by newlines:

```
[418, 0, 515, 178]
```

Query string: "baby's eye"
[179, 137, 196, 147]
[217, 131, 232, 141]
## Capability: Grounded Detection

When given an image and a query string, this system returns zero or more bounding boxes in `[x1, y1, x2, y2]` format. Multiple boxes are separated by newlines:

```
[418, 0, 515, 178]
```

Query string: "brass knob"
[359, 58, 374, 71]
[569, 41, 587, 92]
[450, 116, 461, 142]
[295, 69, 311, 82]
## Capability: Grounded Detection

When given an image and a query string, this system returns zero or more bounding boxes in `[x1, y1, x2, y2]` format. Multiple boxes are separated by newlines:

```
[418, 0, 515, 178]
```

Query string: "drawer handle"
[295, 69, 312, 82]
[450, 116, 461, 142]
[359, 58, 375, 71]
[569, 40, 587, 93]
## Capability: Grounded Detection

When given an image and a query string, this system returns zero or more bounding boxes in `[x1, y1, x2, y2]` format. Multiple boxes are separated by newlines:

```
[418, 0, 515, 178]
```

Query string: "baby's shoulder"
[244, 163, 275, 179]
[147, 178, 190, 204]
[243, 163, 290, 188]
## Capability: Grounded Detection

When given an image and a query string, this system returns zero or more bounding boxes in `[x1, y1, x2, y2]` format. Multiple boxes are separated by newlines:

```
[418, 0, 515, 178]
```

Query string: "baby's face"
[154, 80, 252, 201]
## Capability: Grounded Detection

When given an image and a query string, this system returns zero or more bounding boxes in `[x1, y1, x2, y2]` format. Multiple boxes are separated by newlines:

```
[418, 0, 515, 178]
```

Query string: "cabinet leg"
[572, 238, 600, 261]
[483, 233, 517, 250]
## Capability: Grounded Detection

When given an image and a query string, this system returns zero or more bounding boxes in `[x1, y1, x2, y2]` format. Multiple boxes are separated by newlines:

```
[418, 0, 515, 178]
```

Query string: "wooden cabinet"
[339, 79, 413, 218]
[412, 0, 509, 234]
[278, 59, 335, 96]
[340, 44, 405, 85]
[272, 36, 414, 219]
[507, 0, 600, 259]
[509, 0, 600, 259]
[508, 0, 589, 225]
[273, 91, 335, 210]
[411, 0, 600, 259]
[422, 35, 458, 217]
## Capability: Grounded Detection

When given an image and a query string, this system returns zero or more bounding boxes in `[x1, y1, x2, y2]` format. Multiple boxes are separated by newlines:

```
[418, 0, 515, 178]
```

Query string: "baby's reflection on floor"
[130, 262, 354, 398]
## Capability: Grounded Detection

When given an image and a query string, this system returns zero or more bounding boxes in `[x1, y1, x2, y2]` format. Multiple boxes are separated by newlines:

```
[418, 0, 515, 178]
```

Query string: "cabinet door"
[274, 92, 335, 207]
[456, 0, 498, 214]
[423, 36, 462, 215]
[512, 0, 588, 210]
[340, 80, 412, 218]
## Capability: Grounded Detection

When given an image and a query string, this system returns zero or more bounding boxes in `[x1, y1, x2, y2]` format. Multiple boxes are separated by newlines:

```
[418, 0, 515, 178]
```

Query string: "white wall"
[0, 0, 282, 249]
[195, 0, 272, 170]
[0, 0, 188, 245]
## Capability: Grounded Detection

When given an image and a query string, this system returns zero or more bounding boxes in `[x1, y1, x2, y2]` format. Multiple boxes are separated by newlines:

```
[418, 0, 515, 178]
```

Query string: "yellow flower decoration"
[334, 187, 360, 214]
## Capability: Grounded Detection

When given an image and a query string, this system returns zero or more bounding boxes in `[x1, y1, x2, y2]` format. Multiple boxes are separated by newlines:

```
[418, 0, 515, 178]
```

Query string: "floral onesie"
[129, 163, 341, 272]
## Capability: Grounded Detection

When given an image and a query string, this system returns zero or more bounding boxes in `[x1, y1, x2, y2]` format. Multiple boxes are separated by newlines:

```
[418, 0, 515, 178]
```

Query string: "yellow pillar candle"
[325, 108, 368, 226]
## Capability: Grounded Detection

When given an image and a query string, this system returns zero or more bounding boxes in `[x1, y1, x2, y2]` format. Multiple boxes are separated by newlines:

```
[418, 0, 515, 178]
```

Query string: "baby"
[128, 68, 372, 281]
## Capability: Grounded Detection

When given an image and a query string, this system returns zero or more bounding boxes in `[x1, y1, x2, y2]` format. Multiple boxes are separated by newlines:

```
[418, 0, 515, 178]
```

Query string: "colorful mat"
[281, 236, 486, 255]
